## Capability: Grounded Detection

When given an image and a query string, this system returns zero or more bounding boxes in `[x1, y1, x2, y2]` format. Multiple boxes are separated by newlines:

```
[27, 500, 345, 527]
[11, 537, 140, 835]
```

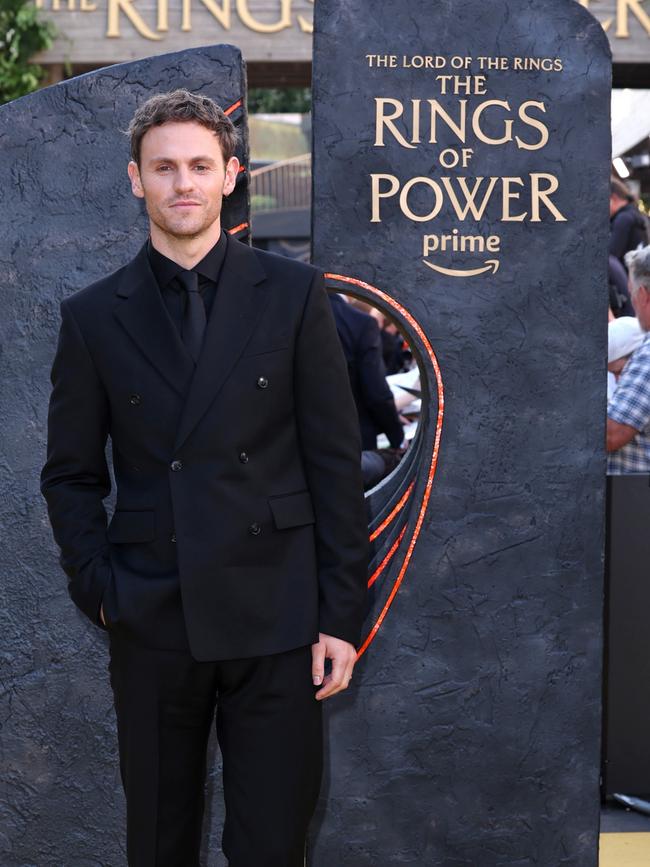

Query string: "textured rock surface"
[311, 1, 610, 864]
[0, 46, 248, 866]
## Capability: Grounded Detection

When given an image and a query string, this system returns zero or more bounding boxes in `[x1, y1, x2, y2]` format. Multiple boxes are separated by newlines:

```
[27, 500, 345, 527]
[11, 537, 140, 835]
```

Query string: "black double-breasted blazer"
[41, 235, 369, 661]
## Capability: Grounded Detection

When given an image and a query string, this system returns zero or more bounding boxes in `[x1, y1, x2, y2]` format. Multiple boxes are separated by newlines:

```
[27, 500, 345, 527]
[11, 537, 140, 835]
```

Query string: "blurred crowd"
[607, 179, 650, 474]
[328, 292, 421, 490]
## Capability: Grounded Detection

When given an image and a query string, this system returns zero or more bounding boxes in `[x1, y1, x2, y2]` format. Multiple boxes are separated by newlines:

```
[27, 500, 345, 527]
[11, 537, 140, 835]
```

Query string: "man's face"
[631, 284, 650, 331]
[127, 120, 239, 240]
[610, 194, 625, 218]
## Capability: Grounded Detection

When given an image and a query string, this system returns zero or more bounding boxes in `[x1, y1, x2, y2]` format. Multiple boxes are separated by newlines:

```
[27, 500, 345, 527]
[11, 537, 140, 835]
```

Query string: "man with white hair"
[607, 245, 650, 473]
[607, 316, 644, 401]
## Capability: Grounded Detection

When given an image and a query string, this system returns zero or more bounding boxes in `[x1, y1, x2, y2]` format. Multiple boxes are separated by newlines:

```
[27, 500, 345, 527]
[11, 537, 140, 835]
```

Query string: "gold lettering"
[35, 0, 98, 9]
[371, 174, 565, 227]
[515, 101, 549, 151]
[460, 235, 486, 253]
[578, 0, 612, 31]
[399, 177, 443, 222]
[429, 99, 467, 144]
[423, 235, 438, 256]
[617, 0, 650, 37]
[530, 173, 567, 222]
[374, 99, 416, 149]
[370, 174, 400, 223]
[440, 176, 499, 220]
[107, 0, 162, 39]
[298, 0, 314, 33]
[182, 0, 230, 30]
[236, 0, 290, 33]
[472, 100, 513, 146]
[157, 0, 168, 31]
[423, 233, 502, 255]
[501, 177, 527, 221]
[205, 0, 230, 26]
[411, 99, 421, 145]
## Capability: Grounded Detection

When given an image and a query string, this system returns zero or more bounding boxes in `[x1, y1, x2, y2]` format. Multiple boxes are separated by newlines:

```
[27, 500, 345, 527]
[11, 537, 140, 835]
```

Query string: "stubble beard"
[149, 203, 222, 243]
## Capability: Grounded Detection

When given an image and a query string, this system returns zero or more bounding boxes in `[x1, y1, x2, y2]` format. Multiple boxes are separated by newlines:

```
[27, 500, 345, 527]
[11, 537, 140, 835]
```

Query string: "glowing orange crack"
[369, 481, 414, 542]
[325, 273, 445, 659]
[224, 99, 242, 116]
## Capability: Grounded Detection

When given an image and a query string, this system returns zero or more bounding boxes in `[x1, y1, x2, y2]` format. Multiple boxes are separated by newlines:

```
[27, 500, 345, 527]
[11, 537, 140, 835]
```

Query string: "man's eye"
[157, 165, 171, 172]
[195, 165, 209, 172]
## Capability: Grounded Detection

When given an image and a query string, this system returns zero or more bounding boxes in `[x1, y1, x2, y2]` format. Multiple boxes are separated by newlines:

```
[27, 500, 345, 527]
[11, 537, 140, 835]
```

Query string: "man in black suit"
[610, 178, 647, 270]
[40, 90, 368, 867]
[329, 292, 404, 451]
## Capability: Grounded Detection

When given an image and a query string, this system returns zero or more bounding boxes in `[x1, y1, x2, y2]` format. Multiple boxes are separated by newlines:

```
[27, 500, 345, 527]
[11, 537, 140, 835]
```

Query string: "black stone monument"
[311, 1, 610, 864]
[0, 46, 247, 866]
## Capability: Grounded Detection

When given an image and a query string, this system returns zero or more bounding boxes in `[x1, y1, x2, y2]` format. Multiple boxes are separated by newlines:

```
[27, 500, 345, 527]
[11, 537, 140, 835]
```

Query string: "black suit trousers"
[108, 634, 323, 867]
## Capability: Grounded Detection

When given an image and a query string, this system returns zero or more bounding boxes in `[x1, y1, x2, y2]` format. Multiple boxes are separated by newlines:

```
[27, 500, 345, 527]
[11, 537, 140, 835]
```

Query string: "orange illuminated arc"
[224, 99, 242, 116]
[227, 222, 249, 235]
[368, 526, 407, 590]
[369, 481, 414, 542]
[325, 273, 445, 659]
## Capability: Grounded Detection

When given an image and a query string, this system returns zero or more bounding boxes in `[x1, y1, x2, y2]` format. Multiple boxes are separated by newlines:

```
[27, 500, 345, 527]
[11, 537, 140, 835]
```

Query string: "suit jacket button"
[170, 532, 176, 543]
[170, 460, 183, 472]
[249, 522, 262, 536]
[129, 393, 141, 406]
[256, 376, 269, 389]
[239, 451, 249, 463]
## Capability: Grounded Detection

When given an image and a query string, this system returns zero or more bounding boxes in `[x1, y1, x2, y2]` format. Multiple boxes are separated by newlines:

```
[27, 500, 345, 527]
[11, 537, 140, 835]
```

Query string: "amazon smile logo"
[423, 258, 500, 277]
[421, 227, 502, 277]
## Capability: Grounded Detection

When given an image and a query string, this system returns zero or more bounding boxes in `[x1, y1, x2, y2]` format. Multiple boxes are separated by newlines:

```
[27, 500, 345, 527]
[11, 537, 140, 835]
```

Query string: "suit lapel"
[113, 244, 195, 396]
[173, 235, 269, 452]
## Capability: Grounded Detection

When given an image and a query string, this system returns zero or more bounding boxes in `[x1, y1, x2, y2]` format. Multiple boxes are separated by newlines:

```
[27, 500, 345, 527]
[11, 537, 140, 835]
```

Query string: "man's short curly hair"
[127, 89, 239, 166]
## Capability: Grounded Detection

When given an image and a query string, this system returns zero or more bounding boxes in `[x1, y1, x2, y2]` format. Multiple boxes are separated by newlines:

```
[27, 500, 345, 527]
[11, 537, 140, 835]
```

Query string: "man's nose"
[173, 167, 194, 192]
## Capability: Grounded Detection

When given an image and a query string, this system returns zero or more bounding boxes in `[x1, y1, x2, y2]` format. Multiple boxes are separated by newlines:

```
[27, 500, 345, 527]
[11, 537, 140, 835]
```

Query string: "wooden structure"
[33, 0, 650, 87]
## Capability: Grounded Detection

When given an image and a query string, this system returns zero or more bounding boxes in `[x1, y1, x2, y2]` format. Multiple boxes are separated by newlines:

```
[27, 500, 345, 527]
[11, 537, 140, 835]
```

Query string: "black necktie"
[176, 269, 206, 363]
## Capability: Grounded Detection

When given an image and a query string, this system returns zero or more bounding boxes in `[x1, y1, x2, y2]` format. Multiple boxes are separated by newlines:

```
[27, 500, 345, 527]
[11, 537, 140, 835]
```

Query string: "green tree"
[0, 0, 56, 105]
[248, 87, 311, 115]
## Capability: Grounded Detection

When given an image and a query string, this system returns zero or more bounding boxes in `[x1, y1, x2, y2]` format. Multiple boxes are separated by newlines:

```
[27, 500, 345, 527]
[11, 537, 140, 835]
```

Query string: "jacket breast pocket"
[241, 332, 290, 358]
[107, 510, 156, 544]
[268, 491, 315, 530]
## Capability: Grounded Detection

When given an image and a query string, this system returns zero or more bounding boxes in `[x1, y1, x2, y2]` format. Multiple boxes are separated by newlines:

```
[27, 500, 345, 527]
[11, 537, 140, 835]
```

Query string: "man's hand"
[311, 633, 358, 701]
[607, 417, 639, 452]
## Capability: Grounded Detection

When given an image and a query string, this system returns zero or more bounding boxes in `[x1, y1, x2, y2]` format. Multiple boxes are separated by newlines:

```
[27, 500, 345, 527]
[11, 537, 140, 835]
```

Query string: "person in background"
[610, 178, 647, 270]
[607, 316, 644, 401]
[380, 315, 410, 374]
[607, 246, 650, 473]
[609, 254, 634, 318]
[329, 292, 404, 452]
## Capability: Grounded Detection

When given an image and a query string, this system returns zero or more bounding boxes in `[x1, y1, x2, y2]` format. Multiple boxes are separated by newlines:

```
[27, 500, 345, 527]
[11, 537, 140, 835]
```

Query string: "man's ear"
[223, 156, 240, 198]
[127, 160, 144, 199]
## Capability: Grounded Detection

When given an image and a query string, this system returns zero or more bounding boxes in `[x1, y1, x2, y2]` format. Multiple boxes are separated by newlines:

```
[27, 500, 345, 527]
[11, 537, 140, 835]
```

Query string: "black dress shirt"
[147, 231, 227, 336]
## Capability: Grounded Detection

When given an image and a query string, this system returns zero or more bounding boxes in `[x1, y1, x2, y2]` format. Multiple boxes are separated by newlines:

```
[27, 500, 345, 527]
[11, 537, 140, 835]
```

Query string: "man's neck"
[150, 221, 222, 269]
